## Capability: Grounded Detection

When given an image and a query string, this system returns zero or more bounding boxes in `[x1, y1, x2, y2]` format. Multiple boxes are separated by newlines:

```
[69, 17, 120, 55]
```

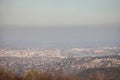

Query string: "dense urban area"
[0, 46, 120, 80]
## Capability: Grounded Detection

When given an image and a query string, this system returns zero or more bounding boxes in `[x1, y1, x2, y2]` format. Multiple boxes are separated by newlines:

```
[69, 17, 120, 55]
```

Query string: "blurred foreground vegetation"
[0, 69, 81, 80]
[0, 67, 120, 80]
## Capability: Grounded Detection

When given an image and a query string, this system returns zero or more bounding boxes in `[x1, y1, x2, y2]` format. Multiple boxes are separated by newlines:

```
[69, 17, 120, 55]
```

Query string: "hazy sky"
[0, 26, 119, 48]
[0, 0, 120, 48]
[0, 0, 120, 27]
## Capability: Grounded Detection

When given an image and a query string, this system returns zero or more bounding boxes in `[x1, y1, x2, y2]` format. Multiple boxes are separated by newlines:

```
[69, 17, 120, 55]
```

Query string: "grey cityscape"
[0, 0, 120, 80]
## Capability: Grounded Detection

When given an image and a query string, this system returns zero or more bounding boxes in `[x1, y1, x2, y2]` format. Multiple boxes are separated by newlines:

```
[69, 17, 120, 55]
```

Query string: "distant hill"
[78, 67, 120, 80]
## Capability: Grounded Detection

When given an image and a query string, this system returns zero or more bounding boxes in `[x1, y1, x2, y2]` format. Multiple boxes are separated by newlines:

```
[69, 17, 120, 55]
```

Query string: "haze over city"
[0, 1, 120, 80]
[0, 0, 120, 48]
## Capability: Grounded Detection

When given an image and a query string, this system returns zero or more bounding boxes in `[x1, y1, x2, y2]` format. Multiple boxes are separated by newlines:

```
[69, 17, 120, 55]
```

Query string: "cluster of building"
[0, 47, 120, 74]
